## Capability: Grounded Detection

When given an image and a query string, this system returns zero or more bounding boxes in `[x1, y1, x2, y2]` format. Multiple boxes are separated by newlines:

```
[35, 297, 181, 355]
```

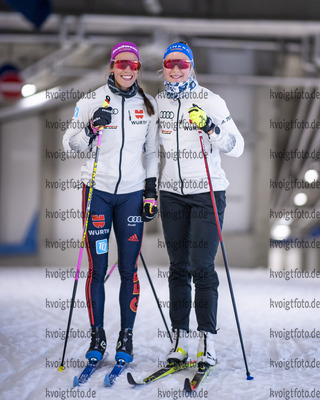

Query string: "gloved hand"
[85, 106, 113, 139]
[188, 104, 215, 134]
[142, 198, 158, 222]
[141, 177, 158, 222]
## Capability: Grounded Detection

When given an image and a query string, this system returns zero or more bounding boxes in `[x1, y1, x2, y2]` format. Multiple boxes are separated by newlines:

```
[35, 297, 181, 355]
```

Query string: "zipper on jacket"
[176, 99, 184, 195]
[114, 97, 125, 194]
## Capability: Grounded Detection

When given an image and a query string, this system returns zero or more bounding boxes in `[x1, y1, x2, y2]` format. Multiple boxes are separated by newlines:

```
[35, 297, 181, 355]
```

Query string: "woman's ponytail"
[137, 85, 155, 116]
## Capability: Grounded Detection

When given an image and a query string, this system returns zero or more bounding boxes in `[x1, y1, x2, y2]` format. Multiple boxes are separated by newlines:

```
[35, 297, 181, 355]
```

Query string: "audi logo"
[160, 111, 174, 119]
[127, 216, 143, 223]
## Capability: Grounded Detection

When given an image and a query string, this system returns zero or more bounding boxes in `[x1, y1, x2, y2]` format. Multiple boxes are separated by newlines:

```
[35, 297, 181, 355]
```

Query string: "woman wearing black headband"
[156, 42, 244, 367]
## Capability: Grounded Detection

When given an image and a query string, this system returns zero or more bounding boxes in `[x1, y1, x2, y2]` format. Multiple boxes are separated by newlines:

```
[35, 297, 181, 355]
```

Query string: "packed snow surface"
[0, 265, 319, 400]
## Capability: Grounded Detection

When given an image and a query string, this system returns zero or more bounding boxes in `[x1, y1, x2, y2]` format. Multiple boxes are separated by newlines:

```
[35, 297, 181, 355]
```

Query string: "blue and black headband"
[163, 42, 194, 67]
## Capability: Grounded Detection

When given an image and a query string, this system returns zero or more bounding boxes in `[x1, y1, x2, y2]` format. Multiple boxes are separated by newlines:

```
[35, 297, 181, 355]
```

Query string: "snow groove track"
[0, 266, 319, 399]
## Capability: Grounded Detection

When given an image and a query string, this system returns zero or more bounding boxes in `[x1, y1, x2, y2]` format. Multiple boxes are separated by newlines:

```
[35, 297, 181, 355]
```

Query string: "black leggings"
[160, 190, 226, 334]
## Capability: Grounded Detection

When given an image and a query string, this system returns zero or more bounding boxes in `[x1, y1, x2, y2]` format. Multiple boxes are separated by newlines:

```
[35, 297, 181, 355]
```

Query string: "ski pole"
[140, 253, 173, 343]
[198, 130, 253, 380]
[104, 261, 118, 283]
[58, 96, 111, 372]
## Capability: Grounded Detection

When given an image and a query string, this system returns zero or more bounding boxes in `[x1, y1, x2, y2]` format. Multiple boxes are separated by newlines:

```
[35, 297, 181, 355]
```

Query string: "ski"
[127, 360, 197, 386]
[104, 359, 128, 386]
[184, 362, 215, 392]
[73, 358, 101, 387]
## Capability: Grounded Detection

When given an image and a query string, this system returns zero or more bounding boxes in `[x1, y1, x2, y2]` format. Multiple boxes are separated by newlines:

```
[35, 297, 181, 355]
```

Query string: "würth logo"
[135, 109, 143, 119]
[128, 234, 139, 242]
[92, 215, 105, 228]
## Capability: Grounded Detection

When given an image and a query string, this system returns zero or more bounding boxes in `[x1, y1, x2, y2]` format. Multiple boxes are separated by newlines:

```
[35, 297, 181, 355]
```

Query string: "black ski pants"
[159, 190, 226, 334]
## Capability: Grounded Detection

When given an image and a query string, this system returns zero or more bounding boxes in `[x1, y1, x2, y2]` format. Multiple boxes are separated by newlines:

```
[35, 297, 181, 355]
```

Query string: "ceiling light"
[294, 192, 307, 206]
[21, 84, 37, 97]
[143, 0, 163, 14]
[304, 169, 319, 183]
[271, 224, 291, 240]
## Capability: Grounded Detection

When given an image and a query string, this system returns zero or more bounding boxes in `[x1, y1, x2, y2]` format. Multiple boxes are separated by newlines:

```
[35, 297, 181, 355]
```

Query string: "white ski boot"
[197, 331, 217, 366]
[166, 329, 189, 363]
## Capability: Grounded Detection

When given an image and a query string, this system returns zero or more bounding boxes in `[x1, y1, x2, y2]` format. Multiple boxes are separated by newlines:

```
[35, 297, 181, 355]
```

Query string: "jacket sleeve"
[62, 98, 91, 152]
[144, 97, 159, 182]
[205, 95, 244, 158]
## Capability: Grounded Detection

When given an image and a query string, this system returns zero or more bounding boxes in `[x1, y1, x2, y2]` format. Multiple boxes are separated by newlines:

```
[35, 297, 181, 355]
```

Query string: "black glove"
[141, 177, 158, 222]
[85, 107, 113, 139]
[92, 107, 112, 127]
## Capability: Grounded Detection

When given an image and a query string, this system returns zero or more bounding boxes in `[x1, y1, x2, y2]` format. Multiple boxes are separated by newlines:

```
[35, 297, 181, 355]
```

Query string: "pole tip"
[246, 373, 254, 380]
[58, 365, 64, 372]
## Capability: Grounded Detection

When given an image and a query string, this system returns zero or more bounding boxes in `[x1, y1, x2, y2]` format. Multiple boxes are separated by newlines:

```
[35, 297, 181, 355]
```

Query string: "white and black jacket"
[156, 84, 244, 195]
[63, 84, 159, 194]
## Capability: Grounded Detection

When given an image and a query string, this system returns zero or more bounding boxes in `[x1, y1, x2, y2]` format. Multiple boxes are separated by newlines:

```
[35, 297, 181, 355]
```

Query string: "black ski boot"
[86, 326, 107, 362]
[115, 328, 133, 363]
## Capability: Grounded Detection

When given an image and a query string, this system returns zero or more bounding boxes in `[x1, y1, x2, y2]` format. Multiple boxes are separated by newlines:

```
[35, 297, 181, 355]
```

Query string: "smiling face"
[163, 51, 192, 83]
[110, 51, 139, 91]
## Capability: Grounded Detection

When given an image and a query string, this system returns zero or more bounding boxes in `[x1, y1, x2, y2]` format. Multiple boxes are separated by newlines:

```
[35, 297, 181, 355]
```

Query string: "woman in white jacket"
[156, 42, 244, 367]
[63, 42, 158, 365]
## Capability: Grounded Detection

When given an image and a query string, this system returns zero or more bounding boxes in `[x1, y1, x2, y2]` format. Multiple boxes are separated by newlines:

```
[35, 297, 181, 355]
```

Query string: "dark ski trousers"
[160, 190, 226, 334]
[82, 185, 144, 330]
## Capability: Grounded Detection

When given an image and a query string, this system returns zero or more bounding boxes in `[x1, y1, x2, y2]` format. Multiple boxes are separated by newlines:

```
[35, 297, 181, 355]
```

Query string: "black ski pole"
[104, 261, 118, 283]
[197, 130, 253, 380]
[140, 253, 173, 343]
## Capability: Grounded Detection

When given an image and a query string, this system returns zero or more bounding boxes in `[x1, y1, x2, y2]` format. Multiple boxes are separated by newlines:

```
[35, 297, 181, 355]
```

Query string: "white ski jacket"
[156, 84, 244, 195]
[63, 84, 159, 194]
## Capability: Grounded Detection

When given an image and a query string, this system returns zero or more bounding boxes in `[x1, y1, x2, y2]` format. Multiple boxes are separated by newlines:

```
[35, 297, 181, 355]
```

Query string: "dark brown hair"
[138, 84, 155, 116]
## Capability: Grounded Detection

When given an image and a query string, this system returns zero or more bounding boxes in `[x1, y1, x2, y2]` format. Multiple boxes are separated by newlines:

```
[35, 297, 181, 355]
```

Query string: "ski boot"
[197, 331, 217, 366]
[166, 328, 189, 363]
[115, 328, 133, 363]
[86, 326, 107, 362]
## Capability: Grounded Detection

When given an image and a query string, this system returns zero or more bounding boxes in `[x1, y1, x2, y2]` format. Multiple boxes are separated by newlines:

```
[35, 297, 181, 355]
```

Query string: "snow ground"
[0, 264, 319, 400]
